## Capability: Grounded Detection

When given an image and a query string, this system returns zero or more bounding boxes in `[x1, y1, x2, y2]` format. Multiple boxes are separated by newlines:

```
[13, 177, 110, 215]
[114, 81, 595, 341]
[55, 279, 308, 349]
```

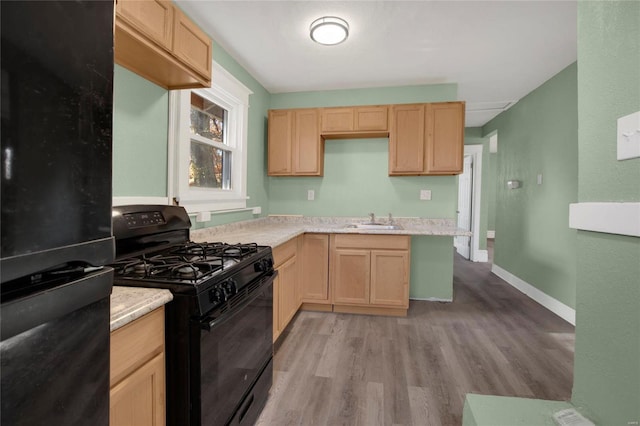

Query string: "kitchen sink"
[346, 223, 404, 230]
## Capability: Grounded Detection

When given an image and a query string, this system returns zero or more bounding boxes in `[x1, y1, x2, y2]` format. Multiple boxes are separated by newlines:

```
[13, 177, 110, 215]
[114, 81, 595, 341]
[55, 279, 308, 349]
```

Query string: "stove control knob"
[209, 286, 226, 304]
[254, 261, 265, 272]
[222, 278, 237, 296]
[264, 258, 273, 270]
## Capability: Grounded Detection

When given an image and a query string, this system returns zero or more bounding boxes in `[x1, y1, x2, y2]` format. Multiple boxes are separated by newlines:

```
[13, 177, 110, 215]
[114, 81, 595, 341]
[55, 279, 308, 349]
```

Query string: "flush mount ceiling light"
[310, 16, 349, 45]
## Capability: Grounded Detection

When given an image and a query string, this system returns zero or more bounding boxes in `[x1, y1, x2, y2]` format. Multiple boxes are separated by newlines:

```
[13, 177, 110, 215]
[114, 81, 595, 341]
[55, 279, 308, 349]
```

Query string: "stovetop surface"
[112, 242, 270, 289]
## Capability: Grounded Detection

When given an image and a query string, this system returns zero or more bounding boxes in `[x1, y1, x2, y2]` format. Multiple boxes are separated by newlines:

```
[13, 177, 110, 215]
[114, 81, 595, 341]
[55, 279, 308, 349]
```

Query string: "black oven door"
[192, 272, 275, 426]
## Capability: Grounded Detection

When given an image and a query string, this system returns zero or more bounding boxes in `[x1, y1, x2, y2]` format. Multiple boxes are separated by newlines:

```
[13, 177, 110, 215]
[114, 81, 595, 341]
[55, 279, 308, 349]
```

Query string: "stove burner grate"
[112, 253, 223, 282]
[112, 243, 263, 284]
[171, 242, 258, 260]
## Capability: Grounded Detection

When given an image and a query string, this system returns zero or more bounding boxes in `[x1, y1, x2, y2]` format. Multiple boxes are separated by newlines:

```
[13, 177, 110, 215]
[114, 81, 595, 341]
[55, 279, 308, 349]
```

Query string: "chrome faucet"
[387, 213, 394, 224]
[368, 212, 375, 224]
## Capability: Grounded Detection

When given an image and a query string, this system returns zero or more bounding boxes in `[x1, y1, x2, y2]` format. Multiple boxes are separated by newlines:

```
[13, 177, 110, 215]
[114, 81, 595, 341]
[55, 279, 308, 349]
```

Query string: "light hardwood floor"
[257, 243, 575, 426]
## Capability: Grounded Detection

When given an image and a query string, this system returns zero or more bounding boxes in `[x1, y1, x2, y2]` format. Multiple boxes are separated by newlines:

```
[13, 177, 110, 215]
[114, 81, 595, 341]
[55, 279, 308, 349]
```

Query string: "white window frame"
[168, 61, 252, 214]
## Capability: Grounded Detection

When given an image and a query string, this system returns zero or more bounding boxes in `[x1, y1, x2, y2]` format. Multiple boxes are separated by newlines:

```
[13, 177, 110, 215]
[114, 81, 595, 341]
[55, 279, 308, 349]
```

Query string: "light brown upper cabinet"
[115, 0, 212, 90]
[388, 104, 426, 174]
[425, 102, 465, 174]
[268, 109, 323, 176]
[320, 106, 389, 137]
[172, 7, 213, 80]
[268, 102, 463, 177]
[389, 101, 465, 175]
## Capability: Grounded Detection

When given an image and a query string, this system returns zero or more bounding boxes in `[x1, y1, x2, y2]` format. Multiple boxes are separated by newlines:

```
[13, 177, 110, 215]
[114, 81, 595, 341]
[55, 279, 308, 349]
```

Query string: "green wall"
[269, 139, 456, 218]
[112, 43, 272, 226]
[482, 62, 578, 309]
[269, 84, 459, 300]
[572, 2, 640, 424]
[113, 66, 168, 197]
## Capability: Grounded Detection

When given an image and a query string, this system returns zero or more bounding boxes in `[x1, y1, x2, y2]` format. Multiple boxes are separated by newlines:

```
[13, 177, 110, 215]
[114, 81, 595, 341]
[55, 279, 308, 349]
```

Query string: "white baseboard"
[487, 230, 495, 239]
[410, 297, 453, 303]
[491, 264, 576, 326]
[473, 249, 489, 263]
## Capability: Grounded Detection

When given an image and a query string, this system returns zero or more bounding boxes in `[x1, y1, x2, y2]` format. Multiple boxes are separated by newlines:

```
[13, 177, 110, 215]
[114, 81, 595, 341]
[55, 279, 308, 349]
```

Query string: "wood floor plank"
[408, 385, 443, 426]
[259, 247, 574, 425]
[366, 382, 385, 425]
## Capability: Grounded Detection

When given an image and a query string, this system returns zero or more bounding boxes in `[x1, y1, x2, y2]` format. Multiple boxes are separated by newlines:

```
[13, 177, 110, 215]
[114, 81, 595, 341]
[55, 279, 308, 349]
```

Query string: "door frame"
[462, 144, 488, 262]
[455, 155, 473, 259]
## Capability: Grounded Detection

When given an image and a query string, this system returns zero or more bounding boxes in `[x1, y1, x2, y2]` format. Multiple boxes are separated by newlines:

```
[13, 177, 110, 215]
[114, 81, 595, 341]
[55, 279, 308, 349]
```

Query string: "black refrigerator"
[1, 2, 115, 425]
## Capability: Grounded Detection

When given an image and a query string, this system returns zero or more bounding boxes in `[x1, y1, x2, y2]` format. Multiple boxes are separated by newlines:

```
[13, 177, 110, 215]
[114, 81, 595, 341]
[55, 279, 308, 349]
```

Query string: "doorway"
[455, 155, 473, 259]
[455, 144, 487, 262]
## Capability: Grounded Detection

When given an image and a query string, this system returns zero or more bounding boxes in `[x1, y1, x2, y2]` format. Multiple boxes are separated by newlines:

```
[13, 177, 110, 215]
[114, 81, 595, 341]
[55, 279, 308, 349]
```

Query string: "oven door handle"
[200, 271, 276, 332]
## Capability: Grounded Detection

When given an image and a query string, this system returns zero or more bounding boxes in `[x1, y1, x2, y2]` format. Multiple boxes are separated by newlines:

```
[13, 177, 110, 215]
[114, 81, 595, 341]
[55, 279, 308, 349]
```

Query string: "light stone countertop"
[191, 216, 471, 248]
[109, 216, 468, 330]
[110, 286, 173, 332]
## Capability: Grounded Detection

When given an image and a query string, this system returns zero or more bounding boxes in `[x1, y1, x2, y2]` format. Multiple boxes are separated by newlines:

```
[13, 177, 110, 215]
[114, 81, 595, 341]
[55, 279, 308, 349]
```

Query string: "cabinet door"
[355, 106, 388, 131]
[301, 234, 330, 303]
[321, 107, 354, 132]
[172, 7, 212, 79]
[293, 109, 322, 175]
[268, 110, 293, 175]
[370, 250, 409, 308]
[110, 353, 166, 426]
[116, 0, 173, 50]
[389, 104, 426, 175]
[425, 102, 465, 174]
[278, 256, 298, 331]
[332, 249, 370, 305]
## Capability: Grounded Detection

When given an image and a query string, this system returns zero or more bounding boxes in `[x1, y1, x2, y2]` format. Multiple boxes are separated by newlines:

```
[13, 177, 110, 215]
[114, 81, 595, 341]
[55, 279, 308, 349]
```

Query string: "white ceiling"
[176, 0, 577, 127]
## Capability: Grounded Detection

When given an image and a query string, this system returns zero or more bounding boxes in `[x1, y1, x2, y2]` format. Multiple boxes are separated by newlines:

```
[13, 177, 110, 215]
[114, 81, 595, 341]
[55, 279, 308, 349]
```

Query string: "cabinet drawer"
[332, 234, 410, 250]
[111, 307, 165, 386]
[273, 238, 297, 267]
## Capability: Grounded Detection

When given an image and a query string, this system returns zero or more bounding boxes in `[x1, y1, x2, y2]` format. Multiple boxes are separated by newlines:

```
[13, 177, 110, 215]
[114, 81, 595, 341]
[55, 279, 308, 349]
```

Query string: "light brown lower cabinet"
[330, 234, 410, 316]
[274, 233, 411, 338]
[300, 234, 331, 309]
[272, 237, 301, 342]
[110, 307, 166, 426]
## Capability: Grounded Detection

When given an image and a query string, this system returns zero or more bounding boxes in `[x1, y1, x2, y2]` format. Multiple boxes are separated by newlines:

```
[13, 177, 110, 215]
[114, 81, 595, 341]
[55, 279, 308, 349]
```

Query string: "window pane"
[190, 93, 226, 144]
[189, 141, 231, 189]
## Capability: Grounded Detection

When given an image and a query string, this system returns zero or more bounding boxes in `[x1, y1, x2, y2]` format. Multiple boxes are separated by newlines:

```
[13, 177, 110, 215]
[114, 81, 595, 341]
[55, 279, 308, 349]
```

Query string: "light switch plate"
[420, 189, 432, 200]
[617, 111, 640, 160]
[307, 189, 315, 201]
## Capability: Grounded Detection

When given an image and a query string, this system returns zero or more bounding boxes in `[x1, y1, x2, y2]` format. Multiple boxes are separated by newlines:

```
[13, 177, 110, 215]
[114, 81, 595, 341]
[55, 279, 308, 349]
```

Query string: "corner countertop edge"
[110, 286, 173, 332]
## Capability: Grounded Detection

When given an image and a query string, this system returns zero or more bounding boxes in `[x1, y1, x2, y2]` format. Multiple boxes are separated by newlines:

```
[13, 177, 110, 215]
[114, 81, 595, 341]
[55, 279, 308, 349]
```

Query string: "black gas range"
[112, 205, 275, 426]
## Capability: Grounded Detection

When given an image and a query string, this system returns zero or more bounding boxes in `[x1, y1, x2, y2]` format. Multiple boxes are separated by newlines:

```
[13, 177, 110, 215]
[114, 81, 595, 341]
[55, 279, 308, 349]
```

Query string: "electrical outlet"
[537, 174, 543, 185]
[420, 189, 432, 200]
[252, 207, 261, 215]
[307, 189, 315, 201]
